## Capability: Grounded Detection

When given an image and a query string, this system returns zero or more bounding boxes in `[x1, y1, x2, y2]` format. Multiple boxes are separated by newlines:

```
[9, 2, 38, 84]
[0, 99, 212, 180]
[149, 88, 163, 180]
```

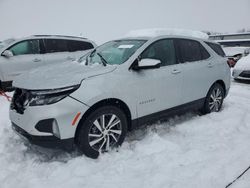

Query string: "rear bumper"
[12, 122, 74, 150]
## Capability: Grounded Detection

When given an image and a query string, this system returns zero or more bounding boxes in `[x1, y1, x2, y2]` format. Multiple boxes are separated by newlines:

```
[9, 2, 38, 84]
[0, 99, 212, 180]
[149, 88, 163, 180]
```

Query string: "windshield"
[79, 40, 146, 65]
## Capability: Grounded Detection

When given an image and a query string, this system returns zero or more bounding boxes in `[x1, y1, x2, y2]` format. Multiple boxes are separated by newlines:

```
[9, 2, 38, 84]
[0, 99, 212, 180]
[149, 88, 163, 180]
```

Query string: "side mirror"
[2, 50, 13, 58]
[133, 58, 161, 70]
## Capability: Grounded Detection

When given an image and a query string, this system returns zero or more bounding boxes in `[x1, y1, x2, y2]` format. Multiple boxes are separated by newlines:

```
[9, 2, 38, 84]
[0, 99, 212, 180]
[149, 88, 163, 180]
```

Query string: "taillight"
[227, 59, 236, 68]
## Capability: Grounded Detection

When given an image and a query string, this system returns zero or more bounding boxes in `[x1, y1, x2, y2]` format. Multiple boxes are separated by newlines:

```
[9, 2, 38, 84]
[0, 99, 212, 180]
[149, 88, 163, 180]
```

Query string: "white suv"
[0, 35, 96, 90]
[10, 34, 231, 158]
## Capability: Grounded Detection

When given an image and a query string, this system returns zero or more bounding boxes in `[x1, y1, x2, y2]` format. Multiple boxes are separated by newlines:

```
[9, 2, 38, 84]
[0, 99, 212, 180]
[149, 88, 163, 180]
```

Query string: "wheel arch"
[205, 80, 226, 99]
[214, 80, 226, 95]
[74, 98, 132, 143]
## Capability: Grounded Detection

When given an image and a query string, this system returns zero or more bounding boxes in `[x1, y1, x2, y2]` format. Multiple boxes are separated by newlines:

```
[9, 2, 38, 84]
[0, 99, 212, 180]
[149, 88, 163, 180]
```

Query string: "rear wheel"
[201, 83, 225, 114]
[76, 106, 127, 158]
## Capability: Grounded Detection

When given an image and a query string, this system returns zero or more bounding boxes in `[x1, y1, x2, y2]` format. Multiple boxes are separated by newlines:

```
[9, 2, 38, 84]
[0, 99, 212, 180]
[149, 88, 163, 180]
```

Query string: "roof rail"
[32, 35, 87, 39]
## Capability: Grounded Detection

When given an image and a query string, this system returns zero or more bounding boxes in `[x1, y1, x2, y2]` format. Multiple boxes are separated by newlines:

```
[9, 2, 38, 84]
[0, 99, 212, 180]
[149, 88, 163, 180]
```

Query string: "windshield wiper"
[97, 52, 107, 66]
[84, 49, 96, 65]
[84, 49, 107, 66]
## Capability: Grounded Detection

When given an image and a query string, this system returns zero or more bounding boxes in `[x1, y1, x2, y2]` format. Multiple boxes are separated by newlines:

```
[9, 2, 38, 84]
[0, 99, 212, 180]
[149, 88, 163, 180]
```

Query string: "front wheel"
[76, 106, 127, 158]
[201, 83, 225, 114]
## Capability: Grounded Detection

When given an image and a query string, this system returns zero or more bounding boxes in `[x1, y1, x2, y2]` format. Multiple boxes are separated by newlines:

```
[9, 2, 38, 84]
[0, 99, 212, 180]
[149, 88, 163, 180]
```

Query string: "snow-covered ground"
[0, 80, 250, 188]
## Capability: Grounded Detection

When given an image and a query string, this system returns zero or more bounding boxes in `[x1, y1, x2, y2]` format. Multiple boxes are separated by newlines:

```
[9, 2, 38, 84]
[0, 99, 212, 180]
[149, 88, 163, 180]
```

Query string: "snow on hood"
[125, 28, 209, 39]
[234, 54, 250, 70]
[13, 61, 116, 90]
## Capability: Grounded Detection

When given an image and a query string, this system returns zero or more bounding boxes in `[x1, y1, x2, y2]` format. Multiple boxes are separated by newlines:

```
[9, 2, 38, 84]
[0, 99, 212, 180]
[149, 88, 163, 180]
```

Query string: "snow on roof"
[125, 28, 209, 40]
[209, 32, 250, 37]
[216, 39, 250, 43]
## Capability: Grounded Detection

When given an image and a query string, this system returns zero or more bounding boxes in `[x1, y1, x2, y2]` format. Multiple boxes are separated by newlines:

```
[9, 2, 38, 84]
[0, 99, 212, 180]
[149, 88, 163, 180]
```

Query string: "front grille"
[239, 71, 250, 78]
[11, 89, 31, 114]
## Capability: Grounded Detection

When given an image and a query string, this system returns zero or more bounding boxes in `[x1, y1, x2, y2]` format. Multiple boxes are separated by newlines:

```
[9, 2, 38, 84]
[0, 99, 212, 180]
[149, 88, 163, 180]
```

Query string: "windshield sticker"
[118, 45, 134, 49]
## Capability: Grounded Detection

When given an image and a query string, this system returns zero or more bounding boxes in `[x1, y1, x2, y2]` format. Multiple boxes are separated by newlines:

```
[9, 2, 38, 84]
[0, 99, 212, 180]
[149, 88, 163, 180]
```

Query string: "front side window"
[8, 40, 40, 56]
[79, 40, 146, 65]
[177, 39, 210, 63]
[140, 39, 176, 66]
[44, 39, 68, 53]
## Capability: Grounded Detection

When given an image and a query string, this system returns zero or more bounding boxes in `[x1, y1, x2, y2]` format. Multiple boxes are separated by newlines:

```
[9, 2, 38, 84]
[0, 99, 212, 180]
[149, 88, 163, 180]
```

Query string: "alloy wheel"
[88, 114, 122, 152]
[208, 87, 223, 112]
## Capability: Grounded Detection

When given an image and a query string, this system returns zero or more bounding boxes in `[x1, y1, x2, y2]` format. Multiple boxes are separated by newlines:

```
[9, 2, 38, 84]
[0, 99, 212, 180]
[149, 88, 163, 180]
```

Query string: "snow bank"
[1, 82, 250, 188]
[125, 28, 209, 39]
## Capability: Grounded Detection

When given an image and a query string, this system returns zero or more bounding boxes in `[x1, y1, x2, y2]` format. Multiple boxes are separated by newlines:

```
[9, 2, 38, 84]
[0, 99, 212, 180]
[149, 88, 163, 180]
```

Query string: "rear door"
[43, 39, 73, 64]
[176, 39, 214, 104]
[1, 39, 45, 81]
[43, 39, 94, 65]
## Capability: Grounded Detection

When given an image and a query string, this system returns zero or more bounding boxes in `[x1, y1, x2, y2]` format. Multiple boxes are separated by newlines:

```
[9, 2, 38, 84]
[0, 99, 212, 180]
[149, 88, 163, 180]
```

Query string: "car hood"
[234, 54, 250, 70]
[13, 61, 117, 90]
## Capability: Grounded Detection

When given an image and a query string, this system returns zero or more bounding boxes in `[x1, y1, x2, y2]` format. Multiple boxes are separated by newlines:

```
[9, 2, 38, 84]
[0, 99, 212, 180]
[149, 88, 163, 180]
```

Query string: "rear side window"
[205, 42, 225, 57]
[44, 39, 68, 53]
[67, 40, 94, 52]
[177, 39, 210, 63]
[141, 39, 177, 66]
[8, 40, 40, 56]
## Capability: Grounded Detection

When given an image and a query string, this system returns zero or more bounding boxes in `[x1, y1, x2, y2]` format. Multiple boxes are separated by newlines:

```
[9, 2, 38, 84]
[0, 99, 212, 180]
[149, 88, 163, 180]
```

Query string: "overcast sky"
[0, 0, 250, 44]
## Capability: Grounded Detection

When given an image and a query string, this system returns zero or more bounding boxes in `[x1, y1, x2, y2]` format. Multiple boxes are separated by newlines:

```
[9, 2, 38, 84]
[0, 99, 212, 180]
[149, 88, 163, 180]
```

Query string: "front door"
[132, 39, 183, 118]
[1, 39, 45, 81]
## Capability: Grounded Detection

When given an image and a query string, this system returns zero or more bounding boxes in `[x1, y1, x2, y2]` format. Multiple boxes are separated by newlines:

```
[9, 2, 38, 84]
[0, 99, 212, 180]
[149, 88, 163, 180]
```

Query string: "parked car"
[222, 46, 250, 66]
[0, 35, 96, 91]
[232, 54, 250, 80]
[10, 34, 231, 158]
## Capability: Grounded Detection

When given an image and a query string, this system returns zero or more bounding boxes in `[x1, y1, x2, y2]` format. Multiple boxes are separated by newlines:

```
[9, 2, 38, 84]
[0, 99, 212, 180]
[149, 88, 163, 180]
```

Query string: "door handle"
[171, 69, 181, 74]
[208, 63, 213, 68]
[33, 58, 41, 62]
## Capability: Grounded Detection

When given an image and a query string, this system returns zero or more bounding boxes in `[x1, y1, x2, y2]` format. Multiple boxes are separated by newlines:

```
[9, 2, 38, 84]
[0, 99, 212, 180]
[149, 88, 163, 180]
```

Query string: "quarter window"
[177, 39, 210, 62]
[67, 40, 94, 52]
[141, 39, 177, 66]
[8, 40, 40, 56]
[205, 42, 225, 57]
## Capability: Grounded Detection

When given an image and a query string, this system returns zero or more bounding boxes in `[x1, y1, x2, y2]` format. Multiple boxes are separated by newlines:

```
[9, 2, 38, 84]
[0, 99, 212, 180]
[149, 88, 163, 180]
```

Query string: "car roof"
[13, 35, 94, 43]
[32, 35, 87, 40]
[118, 35, 214, 44]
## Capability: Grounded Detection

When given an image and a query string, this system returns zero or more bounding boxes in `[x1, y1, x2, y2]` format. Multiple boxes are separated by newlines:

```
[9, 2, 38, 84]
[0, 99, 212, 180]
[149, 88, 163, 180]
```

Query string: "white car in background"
[223, 46, 250, 60]
[10, 29, 231, 158]
[0, 35, 96, 90]
[233, 54, 250, 80]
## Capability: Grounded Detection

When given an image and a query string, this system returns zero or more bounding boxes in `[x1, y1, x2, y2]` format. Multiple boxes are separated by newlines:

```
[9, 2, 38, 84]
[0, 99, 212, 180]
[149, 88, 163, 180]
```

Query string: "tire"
[76, 106, 127, 159]
[201, 83, 225, 114]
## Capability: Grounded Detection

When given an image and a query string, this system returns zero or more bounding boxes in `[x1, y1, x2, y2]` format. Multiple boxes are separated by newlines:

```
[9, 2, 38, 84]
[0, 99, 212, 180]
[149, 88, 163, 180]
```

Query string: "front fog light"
[52, 120, 60, 138]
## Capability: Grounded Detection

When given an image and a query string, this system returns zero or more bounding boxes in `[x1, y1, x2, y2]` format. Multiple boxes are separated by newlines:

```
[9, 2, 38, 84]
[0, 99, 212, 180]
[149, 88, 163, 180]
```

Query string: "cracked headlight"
[29, 85, 79, 106]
